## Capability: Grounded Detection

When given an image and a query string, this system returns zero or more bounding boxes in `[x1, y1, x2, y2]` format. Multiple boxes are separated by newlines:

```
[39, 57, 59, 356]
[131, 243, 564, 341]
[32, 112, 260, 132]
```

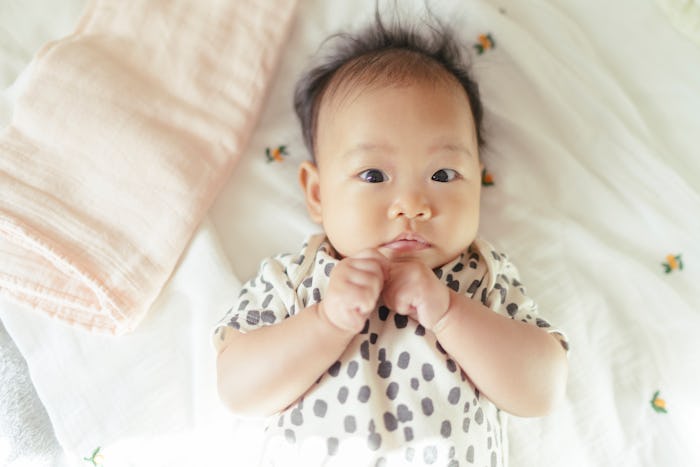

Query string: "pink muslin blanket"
[0, 0, 298, 334]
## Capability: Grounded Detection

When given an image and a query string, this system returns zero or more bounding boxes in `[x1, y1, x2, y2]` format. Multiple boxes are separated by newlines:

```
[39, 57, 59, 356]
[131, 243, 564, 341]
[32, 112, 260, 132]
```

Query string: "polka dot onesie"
[213, 234, 568, 466]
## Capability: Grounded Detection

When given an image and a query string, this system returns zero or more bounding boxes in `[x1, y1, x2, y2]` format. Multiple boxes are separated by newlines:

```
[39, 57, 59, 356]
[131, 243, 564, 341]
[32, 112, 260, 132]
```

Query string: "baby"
[214, 12, 569, 467]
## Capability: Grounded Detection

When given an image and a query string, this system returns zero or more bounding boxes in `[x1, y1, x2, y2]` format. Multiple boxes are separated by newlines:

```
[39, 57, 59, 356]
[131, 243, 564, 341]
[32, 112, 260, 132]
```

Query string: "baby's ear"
[298, 160, 323, 224]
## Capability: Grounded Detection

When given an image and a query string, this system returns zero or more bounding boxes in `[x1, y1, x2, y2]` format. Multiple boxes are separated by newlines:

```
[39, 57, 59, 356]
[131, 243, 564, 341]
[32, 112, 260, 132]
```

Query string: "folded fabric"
[0, 0, 299, 334]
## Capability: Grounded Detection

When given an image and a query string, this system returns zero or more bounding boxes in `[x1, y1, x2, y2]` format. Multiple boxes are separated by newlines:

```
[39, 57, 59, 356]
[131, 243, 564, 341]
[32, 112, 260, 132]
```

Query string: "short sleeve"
[212, 255, 294, 353]
[480, 245, 570, 353]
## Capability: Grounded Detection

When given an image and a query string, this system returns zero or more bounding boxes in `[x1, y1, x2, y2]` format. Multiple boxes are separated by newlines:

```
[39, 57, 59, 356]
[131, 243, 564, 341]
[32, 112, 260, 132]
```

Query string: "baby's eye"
[431, 169, 459, 183]
[358, 169, 387, 183]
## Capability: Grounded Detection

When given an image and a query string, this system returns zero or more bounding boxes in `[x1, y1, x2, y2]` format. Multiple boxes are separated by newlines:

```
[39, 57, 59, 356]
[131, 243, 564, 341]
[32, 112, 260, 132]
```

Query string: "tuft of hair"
[293, 5, 484, 161]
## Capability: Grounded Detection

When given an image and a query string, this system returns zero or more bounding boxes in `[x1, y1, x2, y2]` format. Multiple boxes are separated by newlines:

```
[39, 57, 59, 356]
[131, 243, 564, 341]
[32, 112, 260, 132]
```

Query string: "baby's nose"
[388, 191, 432, 220]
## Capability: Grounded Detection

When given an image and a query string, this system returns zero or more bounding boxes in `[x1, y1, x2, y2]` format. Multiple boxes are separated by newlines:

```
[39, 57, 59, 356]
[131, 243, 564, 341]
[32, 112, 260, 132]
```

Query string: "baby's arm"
[383, 260, 568, 418]
[216, 250, 386, 417]
[434, 291, 568, 417]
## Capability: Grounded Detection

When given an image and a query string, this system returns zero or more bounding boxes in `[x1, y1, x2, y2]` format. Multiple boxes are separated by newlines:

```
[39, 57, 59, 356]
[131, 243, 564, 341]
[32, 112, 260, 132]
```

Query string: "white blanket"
[2, 0, 700, 466]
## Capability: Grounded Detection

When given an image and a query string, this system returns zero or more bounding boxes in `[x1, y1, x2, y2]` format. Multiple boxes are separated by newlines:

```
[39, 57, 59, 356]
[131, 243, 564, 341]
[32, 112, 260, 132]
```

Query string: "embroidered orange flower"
[265, 145, 289, 163]
[481, 168, 495, 186]
[474, 33, 495, 55]
[650, 391, 667, 413]
[661, 254, 683, 274]
[84, 446, 104, 466]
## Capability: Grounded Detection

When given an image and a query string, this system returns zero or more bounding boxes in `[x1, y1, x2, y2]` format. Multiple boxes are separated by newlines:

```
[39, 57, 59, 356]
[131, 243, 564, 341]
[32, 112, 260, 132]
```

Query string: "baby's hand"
[382, 260, 450, 331]
[319, 249, 388, 334]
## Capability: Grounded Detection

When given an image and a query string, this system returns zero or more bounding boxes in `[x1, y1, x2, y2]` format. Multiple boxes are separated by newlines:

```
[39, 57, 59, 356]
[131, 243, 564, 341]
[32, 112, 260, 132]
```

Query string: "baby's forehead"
[321, 49, 463, 104]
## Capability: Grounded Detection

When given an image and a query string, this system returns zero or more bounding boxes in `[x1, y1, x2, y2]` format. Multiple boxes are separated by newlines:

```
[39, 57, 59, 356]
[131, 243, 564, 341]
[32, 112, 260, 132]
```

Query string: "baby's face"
[301, 79, 482, 269]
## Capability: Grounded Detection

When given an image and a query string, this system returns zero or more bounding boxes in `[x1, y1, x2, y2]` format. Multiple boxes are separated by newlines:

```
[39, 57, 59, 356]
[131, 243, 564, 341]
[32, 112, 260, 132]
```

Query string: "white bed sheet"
[1, 0, 700, 466]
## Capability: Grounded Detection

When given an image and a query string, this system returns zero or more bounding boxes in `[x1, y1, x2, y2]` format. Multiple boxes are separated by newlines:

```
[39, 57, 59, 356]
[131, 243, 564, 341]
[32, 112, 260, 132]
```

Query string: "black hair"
[293, 6, 484, 162]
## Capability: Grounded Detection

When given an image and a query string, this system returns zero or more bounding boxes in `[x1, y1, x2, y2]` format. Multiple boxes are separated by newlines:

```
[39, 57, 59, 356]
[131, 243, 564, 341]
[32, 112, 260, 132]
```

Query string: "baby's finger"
[350, 249, 390, 276]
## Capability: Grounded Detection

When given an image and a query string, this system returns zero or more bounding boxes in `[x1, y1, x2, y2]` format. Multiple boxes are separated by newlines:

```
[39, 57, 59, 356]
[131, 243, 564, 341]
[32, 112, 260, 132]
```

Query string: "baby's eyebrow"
[430, 142, 474, 159]
[343, 142, 393, 158]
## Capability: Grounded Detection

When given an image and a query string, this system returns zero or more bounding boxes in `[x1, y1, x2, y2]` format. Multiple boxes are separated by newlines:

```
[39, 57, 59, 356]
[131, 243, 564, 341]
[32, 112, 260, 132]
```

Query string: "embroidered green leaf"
[83, 446, 104, 466]
[474, 33, 495, 55]
[661, 254, 683, 274]
[265, 145, 289, 163]
[650, 390, 668, 413]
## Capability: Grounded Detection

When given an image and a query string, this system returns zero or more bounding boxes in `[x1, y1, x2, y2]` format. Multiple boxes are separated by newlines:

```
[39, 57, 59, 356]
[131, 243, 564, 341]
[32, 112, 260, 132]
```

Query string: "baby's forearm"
[216, 303, 354, 417]
[435, 291, 568, 417]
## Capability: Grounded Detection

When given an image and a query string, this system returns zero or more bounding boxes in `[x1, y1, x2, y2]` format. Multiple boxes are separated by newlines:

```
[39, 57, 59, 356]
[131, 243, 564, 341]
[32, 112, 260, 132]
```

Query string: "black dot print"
[324, 263, 334, 277]
[469, 261, 478, 269]
[405, 446, 415, 461]
[344, 415, 356, 433]
[446, 274, 460, 291]
[536, 318, 551, 328]
[302, 277, 312, 288]
[261, 278, 273, 293]
[506, 303, 518, 317]
[378, 360, 392, 379]
[313, 399, 327, 417]
[398, 351, 410, 369]
[367, 432, 381, 451]
[238, 299, 249, 311]
[475, 407, 484, 425]
[493, 283, 506, 304]
[246, 310, 259, 325]
[466, 445, 474, 463]
[290, 408, 303, 426]
[312, 287, 321, 302]
[463, 417, 470, 433]
[452, 262, 464, 272]
[423, 446, 437, 464]
[261, 294, 273, 308]
[358, 385, 371, 403]
[370, 332, 378, 344]
[337, 387, 348, 403]
[448, 387, 461, 405]
[422, 363, 435, 381]
[404, 426, 414, 442]
[383, 412, 398, 431]
[467, 279, 481, 295]
[441, 420, 452, 438]
[421, 397, 434, 416]
[446, 358, 457, 373]
[285, 428, 296, 444]
[394, 313, 408, 329]
[415, 325, 426, 336]
[378, 306, 390, 321]
[261, 310, 276, 323]
[328, 361, 341, 377]
[327, 437, 338, 456]
[386, 382, 399, 400]
[360, 319, 369, 334]
[436, 341, 447, 355]
[448, 460, 459, 467]
[360, 340, 370, 360]
[397, 404, 413, 422]
[411, 378, 420, 390]
[347, 360, 358, 378]
[491, 451, 497, 467]
[434, 268, 443, 279]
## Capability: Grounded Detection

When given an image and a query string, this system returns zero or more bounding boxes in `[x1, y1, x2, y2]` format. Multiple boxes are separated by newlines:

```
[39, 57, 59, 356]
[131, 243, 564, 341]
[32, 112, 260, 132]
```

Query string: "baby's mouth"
[381, 233, 431, 252]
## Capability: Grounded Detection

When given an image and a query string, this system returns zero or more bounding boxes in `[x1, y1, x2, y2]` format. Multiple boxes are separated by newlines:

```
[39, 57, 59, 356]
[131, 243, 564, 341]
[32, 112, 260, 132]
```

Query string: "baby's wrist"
[430, 290, 457, 335]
